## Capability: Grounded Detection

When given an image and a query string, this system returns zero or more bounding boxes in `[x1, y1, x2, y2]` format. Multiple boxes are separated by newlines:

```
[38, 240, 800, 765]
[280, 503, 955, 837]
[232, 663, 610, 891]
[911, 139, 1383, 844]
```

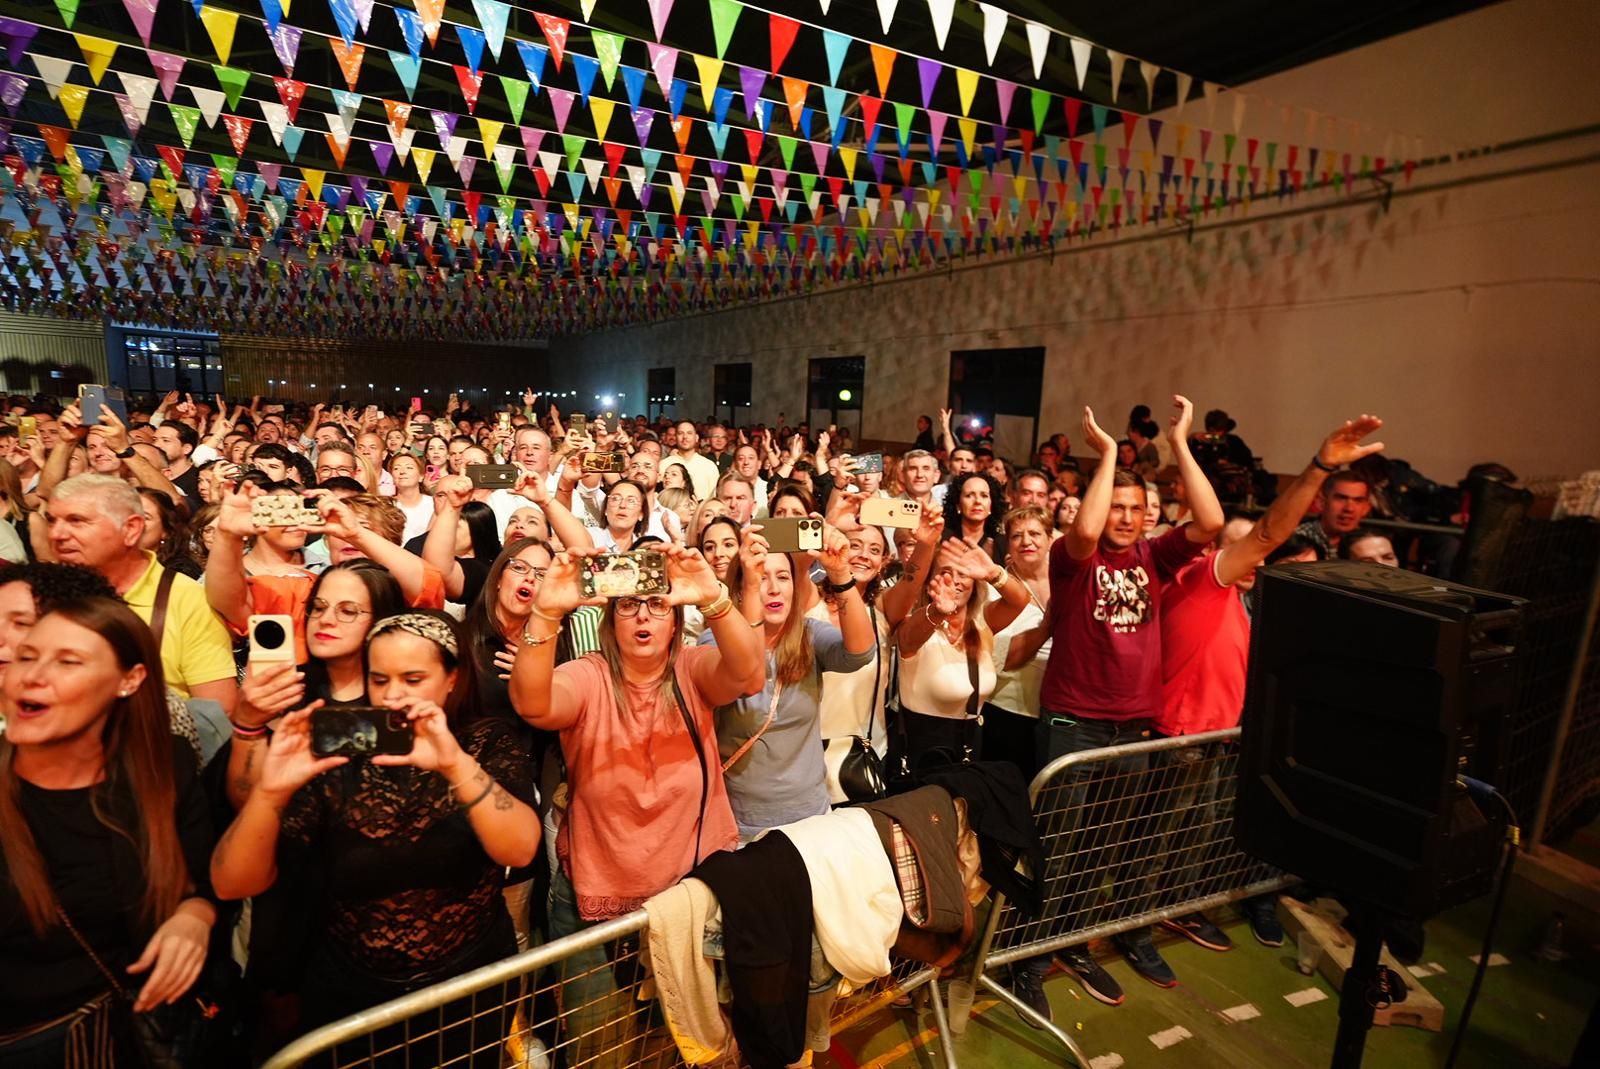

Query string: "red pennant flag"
[1064, 99, 1082, 138]
[769, 14, 800, 73]
[533, 169, 551, 195]
[462, 190, 482, 220]
[858, 94, 883, 146]
[536, 13, 570, 71]
[1120, 112, 1139, 148]
[157, 144, 186, 177]
[454, 65, 484, 113]
[742, 127, 763, 161]
[388, 180, 410, 207]
[603, 141, 626, 176]
[224, 114, 253, 154]
[274, 78, 307, 123]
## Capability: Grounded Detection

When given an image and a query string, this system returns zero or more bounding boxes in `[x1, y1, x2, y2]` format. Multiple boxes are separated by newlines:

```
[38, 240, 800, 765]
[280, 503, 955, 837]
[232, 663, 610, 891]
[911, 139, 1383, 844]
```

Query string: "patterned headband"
[367, 613, 459, 658]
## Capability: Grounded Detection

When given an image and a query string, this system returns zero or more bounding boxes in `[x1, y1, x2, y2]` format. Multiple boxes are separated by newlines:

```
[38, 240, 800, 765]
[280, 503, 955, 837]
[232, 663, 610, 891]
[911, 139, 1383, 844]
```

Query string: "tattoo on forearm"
[491, 783, 514, 810]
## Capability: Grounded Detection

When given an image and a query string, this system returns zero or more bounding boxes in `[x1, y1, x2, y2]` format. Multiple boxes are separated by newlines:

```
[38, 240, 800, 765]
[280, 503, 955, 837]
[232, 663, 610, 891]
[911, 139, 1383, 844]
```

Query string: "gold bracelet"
[520, 621, 561, 647]
[701, 595, 734, 621]
[992, 568, 1011, 588]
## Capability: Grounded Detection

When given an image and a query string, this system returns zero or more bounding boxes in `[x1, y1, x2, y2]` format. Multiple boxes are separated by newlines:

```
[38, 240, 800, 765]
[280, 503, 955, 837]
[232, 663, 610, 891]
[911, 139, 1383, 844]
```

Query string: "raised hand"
[370, 696, 462, 775]
[1317, 415, 1385, 468]
[737, 524, 770, 581]
[926, 571, 963, 616]
[59, 401, 90, 442]
[814, 520, 853, 583]
[94, 405, 131, 455]
[514, 468, 551, 505]
[238, 661, 306, 729]
[939, 408, 953, 430]
[664, 545, 723, 607]
[215, 485, 265, 538]
[911, 502, 945, 547]
[435, 474, 473, 510]
[1082, 406, 1117, 457]
[252, 704, 347, 805]
[939, 537, 1000, 582]
[532, 547, 605, 618]
[1167, 394, 1196, 444]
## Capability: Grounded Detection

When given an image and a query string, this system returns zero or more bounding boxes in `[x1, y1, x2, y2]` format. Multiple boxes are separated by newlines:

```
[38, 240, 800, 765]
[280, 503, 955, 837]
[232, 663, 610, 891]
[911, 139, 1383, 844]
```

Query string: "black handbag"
[888, 632, 982, 792]
[837, 606, 888, 802]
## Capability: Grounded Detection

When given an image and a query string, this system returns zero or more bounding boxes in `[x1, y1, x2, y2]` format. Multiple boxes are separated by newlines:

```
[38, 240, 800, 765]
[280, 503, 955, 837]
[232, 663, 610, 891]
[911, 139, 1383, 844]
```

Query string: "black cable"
[1444, 791, 1522, 1069]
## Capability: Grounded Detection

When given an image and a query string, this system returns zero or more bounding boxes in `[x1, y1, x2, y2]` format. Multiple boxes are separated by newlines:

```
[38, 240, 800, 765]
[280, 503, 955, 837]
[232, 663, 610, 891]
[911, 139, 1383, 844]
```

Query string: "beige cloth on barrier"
[643, 878, 739, 1067]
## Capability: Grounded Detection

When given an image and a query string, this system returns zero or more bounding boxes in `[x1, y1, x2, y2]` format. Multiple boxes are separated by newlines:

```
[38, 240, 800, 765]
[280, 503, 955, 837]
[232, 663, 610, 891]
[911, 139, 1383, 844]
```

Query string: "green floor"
[830, 879, 1598, 1069]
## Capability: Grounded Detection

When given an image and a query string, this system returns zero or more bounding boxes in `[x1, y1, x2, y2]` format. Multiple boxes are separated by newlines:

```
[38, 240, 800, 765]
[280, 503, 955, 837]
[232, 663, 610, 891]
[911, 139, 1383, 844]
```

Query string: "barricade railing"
[260, 909, 950, 1069]
[263, 728, 1283, 1069]
[965, 727, 1294, 1067]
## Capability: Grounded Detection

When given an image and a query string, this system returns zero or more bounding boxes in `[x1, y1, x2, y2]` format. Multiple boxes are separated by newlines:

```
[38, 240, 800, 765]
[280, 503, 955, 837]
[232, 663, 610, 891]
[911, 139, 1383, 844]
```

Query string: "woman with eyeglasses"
[709, 520, 876, 838]
[421, 477, 503, 608]
[509, 545, 764, 1061]
[589, 479, 650, 554]
[212, 611, 539, 1065]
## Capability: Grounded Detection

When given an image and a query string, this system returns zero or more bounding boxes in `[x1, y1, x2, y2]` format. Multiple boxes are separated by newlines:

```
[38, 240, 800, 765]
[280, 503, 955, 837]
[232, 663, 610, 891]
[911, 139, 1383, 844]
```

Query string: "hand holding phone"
[310, 706, 415, 759]
[581, 550, 669, 599]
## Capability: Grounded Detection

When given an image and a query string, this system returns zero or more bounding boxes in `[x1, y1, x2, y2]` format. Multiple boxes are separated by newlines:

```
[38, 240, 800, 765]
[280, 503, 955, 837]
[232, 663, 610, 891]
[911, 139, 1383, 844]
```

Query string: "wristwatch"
[825, 576, 857, 594]
[116, 446, 136, 459]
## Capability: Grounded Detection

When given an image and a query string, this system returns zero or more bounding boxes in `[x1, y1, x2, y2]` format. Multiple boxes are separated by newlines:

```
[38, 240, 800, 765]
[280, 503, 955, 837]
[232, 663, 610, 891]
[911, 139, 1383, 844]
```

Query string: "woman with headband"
[211, 610, 539, 1064]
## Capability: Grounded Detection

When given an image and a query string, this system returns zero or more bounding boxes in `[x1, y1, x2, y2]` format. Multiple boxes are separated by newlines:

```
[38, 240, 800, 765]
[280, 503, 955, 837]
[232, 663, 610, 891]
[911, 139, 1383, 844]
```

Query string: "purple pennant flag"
[631, 106, 655, 146]
[0, 19, 39, 69]
[349, 174, 367, 202]
[698, 188, 715, 214]
[870, 153, 885, 184]
[147, 51, 186, 101]
[0, 73, 25, 114]
[457, 156, 476, 186]
[268, 25, 303, 76]
[1147, 118, 1163, 150]
[369, 141, 393, 173]
[708, 159, 728, 183]
[639, 184, 652, 209]
[430, 110, 459, 143]
[738, 66, 765, 123]
[917, 58, 942, 111]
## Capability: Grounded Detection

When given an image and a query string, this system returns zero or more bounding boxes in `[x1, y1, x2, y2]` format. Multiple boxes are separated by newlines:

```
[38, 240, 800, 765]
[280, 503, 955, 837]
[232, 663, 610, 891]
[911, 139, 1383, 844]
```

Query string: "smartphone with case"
[78, 384, 128, 426]
[468, 464, 518, 489]
[854, 453, 884, 473]
[247, 615, 296, 663]
[496, 411, 511, 431]
[580, 550, 669, 599]
[251, 495, 323, 527]
[567, 413, 587, 439]
[762, 516, 825, 553]
[311, 706, 414, 759]
[581, 451, 626, 474]
[17, 416, 36, 443]
[860, 497, 922, 529]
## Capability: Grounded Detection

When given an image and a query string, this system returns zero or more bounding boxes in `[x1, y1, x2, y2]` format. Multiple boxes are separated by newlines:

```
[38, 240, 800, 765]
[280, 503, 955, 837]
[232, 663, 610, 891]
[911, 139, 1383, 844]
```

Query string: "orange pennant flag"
[781, 77, 808, 130]
[330, 39, 365, 91]
[869, 44, 896, 96]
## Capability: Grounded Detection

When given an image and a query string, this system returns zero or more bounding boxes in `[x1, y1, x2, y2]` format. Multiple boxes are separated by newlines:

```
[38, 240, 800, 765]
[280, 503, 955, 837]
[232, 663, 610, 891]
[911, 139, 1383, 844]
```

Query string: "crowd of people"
[0, 382, 1398, 1067]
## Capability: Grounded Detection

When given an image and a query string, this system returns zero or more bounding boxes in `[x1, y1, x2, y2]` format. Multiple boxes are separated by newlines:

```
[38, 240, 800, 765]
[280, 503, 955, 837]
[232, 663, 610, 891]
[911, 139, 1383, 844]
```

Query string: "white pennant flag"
[119, 71, 158, 126]
[580, 0, 598, 18]
[259, 101, 289, 145]
[445, 135, 468, 166]
[191, 86, 225, 127]
[625, 164, 645, 200]
[875, 0, 898, 34]
[422, 220, 438, 244]
[581, 156, 603, 192]
[817, 0, 831, 13]
[327, 110, 355, 144]
[1068, 38, 1091, 90]
[1106, 50, 1126, 103]
[33, 56, 76, 99]
[537, 150, 561, 183]
[391, 127, 415, 163]
[1140, 60, 1160, 110]
[1176, 72, 1192, 115]
[1203, 81, 1219, 124]
[979, 4, 1007, 66]
[925, 0, 955, 49]
[1025, 22, 1049, 80]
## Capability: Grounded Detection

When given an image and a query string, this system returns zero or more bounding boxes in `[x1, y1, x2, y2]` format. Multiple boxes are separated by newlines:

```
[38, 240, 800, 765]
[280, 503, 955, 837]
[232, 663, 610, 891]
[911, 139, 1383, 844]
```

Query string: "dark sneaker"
[1244, 898, 1286, 948]
[1113, 932, 1179, 988]
[1055, 947, 1125, 1006]
[1162, 913, 1234, 952]
[1009, 960, 1053, 1028]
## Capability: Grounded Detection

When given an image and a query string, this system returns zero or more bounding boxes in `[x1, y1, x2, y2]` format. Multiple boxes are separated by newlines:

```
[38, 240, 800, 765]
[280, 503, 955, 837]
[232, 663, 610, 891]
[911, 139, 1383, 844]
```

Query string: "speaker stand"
[1330, 906, 1384, 1069]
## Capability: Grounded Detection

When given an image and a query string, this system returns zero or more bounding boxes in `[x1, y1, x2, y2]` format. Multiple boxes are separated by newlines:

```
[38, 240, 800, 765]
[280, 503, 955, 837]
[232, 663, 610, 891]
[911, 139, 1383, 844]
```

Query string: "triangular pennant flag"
[1106, 50, 1126, 103]
[978, 4, 1006, 66]
[147, 50, 185, 100]
[330, 39, 365, 91]
[455, 25, 486, 75]
[916, 59, 941, 109]
[224, 114, 253, 154]
[0, 22, 39, 69]
[324, 132, 350, 168]
[645, 0, 675, 41]
[694, 54, 724, 111]
[54, 0, 80, 28]
[993, 78, 1015, 122]
[954, 67, 978, 116]
[274, 76, 306, 123]
[167, 103, 201, 146]
[413, 0, 445, 46]
[260, 0, 284, 35]
[59, 84, 90, 128]
[213, 65, 249, 110]
[925, 0, 955, 50]
[515, 40, 549, 90]
[190, 86, 225, 127]
[412, 145, 435, 182]
[648, 44, 677, 99]
[781, 78, 807, 130]
[769, 14, 799, 73]
[738, 65, 765, 120]
[454, 65, 484, 113]
[707, 0, 742, 60]
[259, 100, 289, 144]
[812, 30, 847, 89]
[623, 64, 647, 111]
[868, 45, 896, 96]
[33, 57, 75, 100]
[535, 13, 570, 71]
[632, 107, 655, 145]
[123, 0, 159, 46]
[268, 25, 301, 75]
[471, 0, 510, 60]
[1069, 38, 1091, 90]
[1140, 60, 1160, 110]
[875, 0, 898, 34]
[383, 98, 411, 139]
[499, 76, 528, 123]
[476, 117, 503, 160]
[493, 142, 517, 190]
[593, 31, 624, 89]
[547, 87, 574, 132]
[590, 97, 616, 142]
[571, 54, 599, 104]
[198, 7, 239, 65]
[389, 51, 421, 98]
[393, 7, 423, 57]
[329, 0, 360, 47]
[74, 33, 119, 84]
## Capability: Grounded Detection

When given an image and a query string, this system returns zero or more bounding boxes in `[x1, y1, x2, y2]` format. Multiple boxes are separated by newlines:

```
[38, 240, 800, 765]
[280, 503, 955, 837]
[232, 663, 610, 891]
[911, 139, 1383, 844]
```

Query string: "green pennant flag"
[698, 214, 715, 240]
[213, 66, 249, 110]
[730, 192, 746, 220]
[894, 102, 915, 150]
[499, 76, 529, 125]
[54, 0, 79, 28]
[167, 104, 201, 148]
[1030, 89, 1049, 134]
[494, 152, 514, 191]
[777, 135, 797, 170]
[561, 134, 584, 172]
[707, 0, 742, 60]
[592, 31, 624, 90]
[798, 171, 817, 202]
[209, 153, 238, 187]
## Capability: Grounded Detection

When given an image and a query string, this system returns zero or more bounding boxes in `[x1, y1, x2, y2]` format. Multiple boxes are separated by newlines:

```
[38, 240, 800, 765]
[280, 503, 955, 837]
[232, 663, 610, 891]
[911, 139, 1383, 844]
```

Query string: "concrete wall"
[544, 0, 1600, 480]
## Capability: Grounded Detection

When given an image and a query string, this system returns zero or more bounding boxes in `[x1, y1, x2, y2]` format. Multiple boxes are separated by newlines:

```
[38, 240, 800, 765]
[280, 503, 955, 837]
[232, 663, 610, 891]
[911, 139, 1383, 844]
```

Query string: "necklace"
[930, 608, 963, 646]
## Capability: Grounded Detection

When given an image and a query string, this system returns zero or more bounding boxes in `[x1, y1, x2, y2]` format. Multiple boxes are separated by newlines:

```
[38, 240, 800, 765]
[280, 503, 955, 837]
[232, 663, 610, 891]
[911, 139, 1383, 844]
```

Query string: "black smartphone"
[761, 516, 825, 554]
[78, 384, 129, 426]
[580, 550, 669, 599]
[311, 707, 414, 758]
[568, 413, 587, 438]
[468, 464, 519, 489]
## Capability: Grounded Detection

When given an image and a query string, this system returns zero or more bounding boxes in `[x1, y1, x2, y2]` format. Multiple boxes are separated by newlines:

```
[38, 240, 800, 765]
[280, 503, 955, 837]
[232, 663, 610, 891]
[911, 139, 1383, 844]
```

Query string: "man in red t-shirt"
[1152, 415, 1385, 953]
[1014, 396, 1222, 1017]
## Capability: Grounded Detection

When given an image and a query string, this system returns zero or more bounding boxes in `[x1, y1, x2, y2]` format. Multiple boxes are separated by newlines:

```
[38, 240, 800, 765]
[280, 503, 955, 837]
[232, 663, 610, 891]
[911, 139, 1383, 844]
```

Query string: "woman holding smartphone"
[212, 611, 539, 1064]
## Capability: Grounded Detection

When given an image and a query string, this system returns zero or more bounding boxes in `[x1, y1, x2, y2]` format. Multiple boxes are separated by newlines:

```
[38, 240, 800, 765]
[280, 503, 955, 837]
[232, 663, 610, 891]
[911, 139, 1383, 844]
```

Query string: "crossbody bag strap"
[962, 639, 981, 763]
[720, 677, 783, 773]
[149, 565, 177, 651]
[862, 604, 881, 742]
[670, 671, 709, 867]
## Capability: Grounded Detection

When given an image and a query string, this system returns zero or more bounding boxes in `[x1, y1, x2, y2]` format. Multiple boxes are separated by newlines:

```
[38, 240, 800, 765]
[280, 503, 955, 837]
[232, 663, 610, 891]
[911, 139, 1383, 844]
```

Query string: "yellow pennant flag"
[837, 146, 858, 180]
[198, 7, 240, 65]
[59, 84, 91, 128]
[476, 118, 504, 161]
[693, 54, 724, 112]
[589, 97, 615, 143]
[302, 168, 325, 200]
[412, 146, 436, 183]
[74, 34, 119, 85]
[957, 117, 978, 159]
[954, 68, 979, 117]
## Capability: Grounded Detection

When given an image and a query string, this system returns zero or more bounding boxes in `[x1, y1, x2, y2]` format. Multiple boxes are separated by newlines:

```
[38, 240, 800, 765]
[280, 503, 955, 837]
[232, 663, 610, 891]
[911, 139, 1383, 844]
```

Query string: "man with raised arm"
[1026, 395, 1223, 1016]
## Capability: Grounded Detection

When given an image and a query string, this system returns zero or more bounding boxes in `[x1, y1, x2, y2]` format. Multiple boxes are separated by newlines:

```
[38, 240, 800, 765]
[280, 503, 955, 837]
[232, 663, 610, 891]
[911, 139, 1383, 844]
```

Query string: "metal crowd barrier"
[263, 728, 1283, 1069]
[966, 727, 1294, 1067]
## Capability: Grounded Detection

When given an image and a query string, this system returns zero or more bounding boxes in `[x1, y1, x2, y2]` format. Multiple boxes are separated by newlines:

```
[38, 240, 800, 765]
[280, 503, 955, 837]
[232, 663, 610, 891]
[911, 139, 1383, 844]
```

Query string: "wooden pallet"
[1278, 896, 1446, 1032]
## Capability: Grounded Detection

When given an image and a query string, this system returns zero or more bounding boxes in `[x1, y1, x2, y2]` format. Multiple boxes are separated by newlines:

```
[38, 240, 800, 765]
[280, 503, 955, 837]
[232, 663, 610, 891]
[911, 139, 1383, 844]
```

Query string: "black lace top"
[278, 717, 536, 979]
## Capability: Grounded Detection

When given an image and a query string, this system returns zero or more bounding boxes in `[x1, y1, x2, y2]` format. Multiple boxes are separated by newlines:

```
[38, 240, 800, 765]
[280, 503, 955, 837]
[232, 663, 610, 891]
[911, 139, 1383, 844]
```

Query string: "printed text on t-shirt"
[1093, 564, 1152, 632]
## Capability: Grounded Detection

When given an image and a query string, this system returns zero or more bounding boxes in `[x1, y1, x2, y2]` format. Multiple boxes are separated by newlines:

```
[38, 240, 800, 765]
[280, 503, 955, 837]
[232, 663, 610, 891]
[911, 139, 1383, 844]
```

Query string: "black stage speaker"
[1236, 561, 1525, 919]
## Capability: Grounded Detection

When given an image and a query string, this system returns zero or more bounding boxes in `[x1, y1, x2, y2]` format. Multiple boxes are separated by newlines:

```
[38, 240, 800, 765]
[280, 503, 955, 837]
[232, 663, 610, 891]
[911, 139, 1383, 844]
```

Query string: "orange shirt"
[243, 562, 448, 664]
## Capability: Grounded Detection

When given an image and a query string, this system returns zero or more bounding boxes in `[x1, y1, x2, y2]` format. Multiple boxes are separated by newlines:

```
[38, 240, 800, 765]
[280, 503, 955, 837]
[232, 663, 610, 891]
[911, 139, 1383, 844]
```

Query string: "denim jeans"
[1033, 715, 1157, 943]
[1146, 737, 1226, 912]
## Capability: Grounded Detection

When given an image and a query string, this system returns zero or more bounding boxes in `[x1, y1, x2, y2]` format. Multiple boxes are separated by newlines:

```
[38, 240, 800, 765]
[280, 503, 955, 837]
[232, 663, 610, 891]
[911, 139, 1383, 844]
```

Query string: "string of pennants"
[0, 0, 1430, 337]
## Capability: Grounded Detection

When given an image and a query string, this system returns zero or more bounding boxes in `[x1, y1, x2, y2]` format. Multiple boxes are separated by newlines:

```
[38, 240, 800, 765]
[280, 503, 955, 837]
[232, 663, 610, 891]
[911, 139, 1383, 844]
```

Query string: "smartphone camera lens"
[254, 619, 287, 650]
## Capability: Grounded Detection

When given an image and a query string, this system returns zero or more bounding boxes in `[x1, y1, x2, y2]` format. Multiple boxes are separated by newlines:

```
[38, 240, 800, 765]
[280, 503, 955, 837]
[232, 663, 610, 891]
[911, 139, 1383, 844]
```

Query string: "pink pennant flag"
[645, 0, 675, 41]
[993, 79, 1016, 124]
[122, 0, 159, 47]
[519, 126, 544, 162]
[112, 92, 143, 137]
[547, 87, 574, 133]
[927, 110, 948, 153]
[147, 50, 185, 101]
[647, 43, 678, 99]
